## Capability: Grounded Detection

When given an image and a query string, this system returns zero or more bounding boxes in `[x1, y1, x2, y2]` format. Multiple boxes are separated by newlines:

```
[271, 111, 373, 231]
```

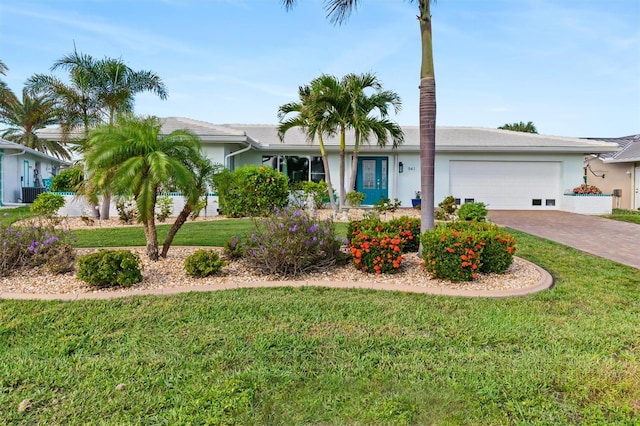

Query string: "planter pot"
[562, 194, 613, 215]
[411, 199, 421, 208]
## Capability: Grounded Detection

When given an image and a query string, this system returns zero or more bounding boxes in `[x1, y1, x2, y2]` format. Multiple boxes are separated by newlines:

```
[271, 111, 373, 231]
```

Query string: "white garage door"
[450, 161, 561, 210]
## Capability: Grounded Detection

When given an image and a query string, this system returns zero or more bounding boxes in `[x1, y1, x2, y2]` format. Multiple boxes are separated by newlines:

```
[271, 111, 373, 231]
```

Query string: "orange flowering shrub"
[348, 215, 419, 253]
[421, 222, 518, 281]
[349, 230, 404, 274]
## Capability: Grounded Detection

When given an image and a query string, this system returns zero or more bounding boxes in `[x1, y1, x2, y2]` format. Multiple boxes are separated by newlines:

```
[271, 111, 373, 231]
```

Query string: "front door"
[356, 157, 388, 205]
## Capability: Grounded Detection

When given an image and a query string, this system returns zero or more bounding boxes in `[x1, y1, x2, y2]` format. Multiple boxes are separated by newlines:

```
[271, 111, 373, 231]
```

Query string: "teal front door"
[356, 157, 388, 205]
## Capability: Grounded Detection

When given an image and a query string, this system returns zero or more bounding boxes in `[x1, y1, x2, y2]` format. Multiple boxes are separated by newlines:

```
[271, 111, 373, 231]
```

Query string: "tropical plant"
[498, 121, 538, 133]
[278, 80, 338, 213]
[457, 202, 488, 222]
[85, 115, 203, 260]
[27, 48, 168, 219]
[345, 191, 365, 207]
[184, 249, 228, 278]
[50, 167, 84, 192]
[572, 183, 602, 195]
[76, 249, 142, 287]
[282, 0, 437, 232]
[30, 193, 65, 218]
[0, 88, 70, 159]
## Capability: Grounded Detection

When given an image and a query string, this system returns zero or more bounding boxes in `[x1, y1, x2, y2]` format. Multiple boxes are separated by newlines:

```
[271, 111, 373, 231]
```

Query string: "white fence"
[55, 192, 220, 218]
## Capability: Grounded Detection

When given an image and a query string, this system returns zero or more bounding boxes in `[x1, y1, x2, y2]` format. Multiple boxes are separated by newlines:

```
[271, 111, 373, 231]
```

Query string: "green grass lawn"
[602, 208, 640, 225]
[1, 223, 639, 424]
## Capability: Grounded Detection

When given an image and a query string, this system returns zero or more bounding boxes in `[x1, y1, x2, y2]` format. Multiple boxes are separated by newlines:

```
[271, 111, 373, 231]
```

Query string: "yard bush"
[116, 196, 137, 224]
[76, 249, 142, 287]
[214, 166, 289, 217]
[184, 249, 228, 277]
[50, 168, 84, 192]
[348, 215, 419, 253]
[349, 229, 404, 274]
[0, 216, 76, 276]
[421, 221, 517, 281]
[30, 192, 65, 218]
[299, 180, 332, 210]
[421, 225, 483, 282]
[243, 207, 344, 276]
[457, 201, 488, 221]
[155, 195, 173, 222]
[435, 195, 457, 221]
[223, 236, 244, 259]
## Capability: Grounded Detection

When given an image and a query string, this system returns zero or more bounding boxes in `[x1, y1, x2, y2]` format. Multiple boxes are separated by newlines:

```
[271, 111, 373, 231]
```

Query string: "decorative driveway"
[488, 210, 640, 270]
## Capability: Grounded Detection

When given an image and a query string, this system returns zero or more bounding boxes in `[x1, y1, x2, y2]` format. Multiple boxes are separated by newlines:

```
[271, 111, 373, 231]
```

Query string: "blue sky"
[1, 0, 638, 138]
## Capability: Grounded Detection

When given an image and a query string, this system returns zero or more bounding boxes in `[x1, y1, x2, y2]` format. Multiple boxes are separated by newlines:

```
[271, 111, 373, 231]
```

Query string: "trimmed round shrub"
[50, 168, 84, 192]
[30, 193, 65, 217]
[349, 230, 403, 274]
[421, 225, 483, 282]
[348, 215, 419, 253]
[214, 166, 289, 217]
[457, 202, 488, 221]
[184, 249, 228, 277]
[76, 249, 142, 287]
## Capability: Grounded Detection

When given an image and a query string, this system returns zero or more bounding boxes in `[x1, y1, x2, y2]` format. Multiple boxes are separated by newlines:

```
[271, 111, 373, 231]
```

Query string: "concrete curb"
[1, 257, 554, 301]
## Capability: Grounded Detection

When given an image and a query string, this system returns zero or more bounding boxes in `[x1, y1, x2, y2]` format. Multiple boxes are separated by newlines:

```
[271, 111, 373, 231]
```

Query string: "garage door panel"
[450, 161, 561, 210]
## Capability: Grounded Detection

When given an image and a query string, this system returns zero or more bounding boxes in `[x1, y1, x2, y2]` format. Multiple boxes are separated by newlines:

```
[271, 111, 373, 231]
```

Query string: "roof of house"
[225, 124, 619, 154]
[584, 134, 640, 163]
[0, 138, 71, 165]
[37, 117, 620, 155]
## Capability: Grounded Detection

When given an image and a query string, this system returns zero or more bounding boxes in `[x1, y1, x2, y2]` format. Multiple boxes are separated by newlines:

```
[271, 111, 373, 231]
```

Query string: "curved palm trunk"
[419, 1, 436, 232]
[143, 219, 160, 261]
[160, 205, 193, 258]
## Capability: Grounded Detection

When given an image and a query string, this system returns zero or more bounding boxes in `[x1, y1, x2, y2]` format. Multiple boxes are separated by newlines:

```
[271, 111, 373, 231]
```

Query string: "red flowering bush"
[572, 184, 602, 194]
[348, 215, 419, 253]
[349, 229, 403, 274]
[445, 221, 517, 273]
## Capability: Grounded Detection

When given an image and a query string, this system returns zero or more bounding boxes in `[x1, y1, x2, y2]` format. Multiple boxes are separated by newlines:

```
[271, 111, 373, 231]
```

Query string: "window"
[545, 199, 556, 206]
[464, 198, 475, 204]
[532, 199, 542, 206]
[261, 155, 325, 183]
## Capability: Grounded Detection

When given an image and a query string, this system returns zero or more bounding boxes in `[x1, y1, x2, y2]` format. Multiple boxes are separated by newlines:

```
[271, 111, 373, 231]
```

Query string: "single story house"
[38, 117, 619, 212]
[583, 134, 640, 210]
[0, 137, 71, 206]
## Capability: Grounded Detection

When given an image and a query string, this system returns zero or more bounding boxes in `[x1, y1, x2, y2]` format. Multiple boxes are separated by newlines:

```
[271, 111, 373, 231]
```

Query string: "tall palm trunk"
[318, 134, 337, 214]
[161, 205, 193, 258]
[419, 1, 436, 231]
[338, 128, 346, 212]
[348, 131, 361, 192]
[100, 194, 111, 220]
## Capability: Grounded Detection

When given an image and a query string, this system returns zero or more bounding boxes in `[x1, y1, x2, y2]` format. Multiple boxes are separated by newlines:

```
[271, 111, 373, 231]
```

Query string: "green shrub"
[421, 225, 483, 282]
[223, 236, 244, 259]
[155, 195, 173, 222]
[30, 193, 65, 217]
[243, 207, 344, 276]
[421, 221, 517, 281]
[457, 202, 488, 221]
[214, 166, 289, 217]
[348, 216, 419, 253]
[435, 195, 457, 220]
[446, 221, 517, 273]
[0, 217, 76, 276]
[346, 191, 366, 207]
[300, 180, 331, 210]
[76, 249, 142, 287]
[349, 229, 404, 274]
[184, 249, 228, 277]
[51, 168, 84, 192]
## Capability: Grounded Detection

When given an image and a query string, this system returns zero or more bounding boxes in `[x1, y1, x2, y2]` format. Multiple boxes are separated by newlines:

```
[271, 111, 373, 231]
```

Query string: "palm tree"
[344, 72, 404, 191]
[278, 80, 338, 214]
[28, 49, 169, 219]
[0, 59, 12, 108]
[498, 121, 538, 133]
[283, 0, 437, 230]
[0, 87, 71, 159]
[85, 115, 202, 260]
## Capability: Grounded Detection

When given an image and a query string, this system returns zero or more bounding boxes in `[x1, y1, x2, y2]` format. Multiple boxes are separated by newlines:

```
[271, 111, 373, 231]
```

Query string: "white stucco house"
[38, 117, 619, 212]
[0, 137, 71, 206]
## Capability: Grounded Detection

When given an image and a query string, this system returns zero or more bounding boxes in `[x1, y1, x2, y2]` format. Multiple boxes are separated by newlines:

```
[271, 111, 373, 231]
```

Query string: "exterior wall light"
[399, 162, 404, 173]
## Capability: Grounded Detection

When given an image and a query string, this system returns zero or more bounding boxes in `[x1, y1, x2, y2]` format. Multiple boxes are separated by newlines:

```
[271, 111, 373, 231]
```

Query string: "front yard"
[603, 208, 640, 225]
[0, 223, 639, 424]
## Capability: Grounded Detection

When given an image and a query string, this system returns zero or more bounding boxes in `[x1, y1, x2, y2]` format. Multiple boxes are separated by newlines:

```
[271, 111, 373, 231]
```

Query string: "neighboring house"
[583, 135, 640, 210]
[0, 137, 71, 205]
[38, 117, 619, 211]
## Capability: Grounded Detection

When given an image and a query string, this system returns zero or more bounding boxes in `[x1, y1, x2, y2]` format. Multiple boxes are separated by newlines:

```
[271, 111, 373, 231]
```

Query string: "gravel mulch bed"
[1, 209, 542, 296]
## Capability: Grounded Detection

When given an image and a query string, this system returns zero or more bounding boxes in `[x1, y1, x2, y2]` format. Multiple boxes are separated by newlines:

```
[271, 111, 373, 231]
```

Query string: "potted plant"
[411, 190, 421, 208]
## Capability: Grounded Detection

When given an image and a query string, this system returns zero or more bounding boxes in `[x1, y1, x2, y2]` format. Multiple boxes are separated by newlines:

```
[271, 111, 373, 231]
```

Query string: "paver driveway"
[488, 210, 640, 270]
